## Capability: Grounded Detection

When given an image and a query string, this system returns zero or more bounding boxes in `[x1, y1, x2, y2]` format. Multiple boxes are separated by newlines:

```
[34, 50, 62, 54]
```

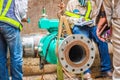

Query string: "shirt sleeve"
[17, 0, 28, 19]
[103, 0, 113, 27]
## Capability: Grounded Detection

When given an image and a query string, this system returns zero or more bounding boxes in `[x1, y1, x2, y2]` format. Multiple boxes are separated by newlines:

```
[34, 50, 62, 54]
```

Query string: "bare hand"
[58, 2, 65, 9]
[21, 18, 28, 22]
[96, 25, 106, 42]
[96, 17, 107, 42]
[57, 2, 65, 18]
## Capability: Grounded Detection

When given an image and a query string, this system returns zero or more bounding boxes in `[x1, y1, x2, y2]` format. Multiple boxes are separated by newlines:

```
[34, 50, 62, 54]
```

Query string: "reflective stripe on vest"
[0, 0, 4, 15]
[84, 0, 91, 21]
[64, 11, 81, 18]
[0, 0, 23, 31]
[65, 0, 92, 21]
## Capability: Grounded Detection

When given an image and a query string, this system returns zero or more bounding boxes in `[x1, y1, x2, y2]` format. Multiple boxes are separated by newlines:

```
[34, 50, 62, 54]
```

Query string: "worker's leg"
[90, 26, 112, 72]
[0, 24, 10, 80]
[4, 24, 23, 80]
[72, 25, 90, 37]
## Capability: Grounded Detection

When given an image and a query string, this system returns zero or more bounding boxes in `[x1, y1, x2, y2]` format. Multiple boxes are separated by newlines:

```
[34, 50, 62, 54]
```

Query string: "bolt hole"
[87, 64, 90, 66]
[81, 36, 83, 39]
[87, 40, 90, 43]
[73, 36, 75, 39]
[91, 56, 94, 59]
[72, 69, 75, 72]
[80, 69, 83, 71]
[91, 48, 94, 51]
[61, 57, 64, 60]
[62, 49, 64, 51]
[65, 65, 68, 68]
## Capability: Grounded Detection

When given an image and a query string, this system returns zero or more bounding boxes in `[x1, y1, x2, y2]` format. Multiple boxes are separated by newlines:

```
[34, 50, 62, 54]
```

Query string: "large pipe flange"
[58, 34, 95, 74]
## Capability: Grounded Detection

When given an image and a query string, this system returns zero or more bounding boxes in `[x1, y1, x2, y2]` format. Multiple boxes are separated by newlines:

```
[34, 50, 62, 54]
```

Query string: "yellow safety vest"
[65, 0, 92, 21]
[0, 0, 23, 31]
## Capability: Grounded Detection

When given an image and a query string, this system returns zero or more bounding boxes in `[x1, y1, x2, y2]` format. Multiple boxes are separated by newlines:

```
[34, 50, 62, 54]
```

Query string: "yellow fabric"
[0, 16, 22, 30]
[66, 0, 98, 25]
[65, 0, 92, 21]
[64, 11, 81, 18]
[1, 0, 12, 16]
[0, 0, 4, 15]
[84, 0, 92, 21]
[0, 0, 23, 31]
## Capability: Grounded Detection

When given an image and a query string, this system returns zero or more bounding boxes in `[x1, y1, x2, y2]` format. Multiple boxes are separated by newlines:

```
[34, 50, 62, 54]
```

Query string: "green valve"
[38, 33, 63, 64]
[38, 17, 59, 32]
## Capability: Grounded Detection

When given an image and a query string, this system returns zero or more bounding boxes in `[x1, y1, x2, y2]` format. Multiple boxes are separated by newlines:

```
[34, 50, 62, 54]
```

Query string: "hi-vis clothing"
[0, 0, 28, 30]
[0, 0, 28, 79]
[103, 0, 120, 80]
[66, 0, 98, 26]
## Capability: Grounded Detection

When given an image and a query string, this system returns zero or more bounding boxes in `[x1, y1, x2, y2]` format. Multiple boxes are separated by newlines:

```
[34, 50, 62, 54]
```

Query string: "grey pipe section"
[22, 33, 47, 57]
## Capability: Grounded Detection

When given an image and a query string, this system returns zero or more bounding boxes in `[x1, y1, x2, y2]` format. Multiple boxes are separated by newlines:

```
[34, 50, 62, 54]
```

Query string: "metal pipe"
[22, 33, 48, 57]
[21, 33, 95, 74]
[58, 34, 95, 73]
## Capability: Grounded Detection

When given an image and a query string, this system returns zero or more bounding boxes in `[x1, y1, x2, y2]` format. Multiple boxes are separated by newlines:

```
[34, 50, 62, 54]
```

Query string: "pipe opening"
[69, 45, 86, 63]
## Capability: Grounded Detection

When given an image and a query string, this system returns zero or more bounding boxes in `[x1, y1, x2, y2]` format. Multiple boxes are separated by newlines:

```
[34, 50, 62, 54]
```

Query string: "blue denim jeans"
[72, 25, 112, 74]
[0, 22, 23, 80]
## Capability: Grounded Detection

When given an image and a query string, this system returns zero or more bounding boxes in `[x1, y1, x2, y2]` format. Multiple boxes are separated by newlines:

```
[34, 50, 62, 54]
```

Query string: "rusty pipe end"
[58, 34, 95, 74]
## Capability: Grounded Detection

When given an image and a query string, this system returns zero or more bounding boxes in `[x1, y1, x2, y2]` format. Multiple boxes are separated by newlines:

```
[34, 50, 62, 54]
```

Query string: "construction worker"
[65, 0, 112, 79]
[0, 0, 28, 80]
[97, 0, 120, 80]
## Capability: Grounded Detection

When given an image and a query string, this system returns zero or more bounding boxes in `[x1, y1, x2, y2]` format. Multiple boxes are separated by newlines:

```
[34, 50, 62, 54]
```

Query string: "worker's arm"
[97, 4, 107, 28]
[66, 0, 79, 25]
[15, 0, 29, 22]
[97, 2, 112, 41]
[21, 18, 28, 22]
